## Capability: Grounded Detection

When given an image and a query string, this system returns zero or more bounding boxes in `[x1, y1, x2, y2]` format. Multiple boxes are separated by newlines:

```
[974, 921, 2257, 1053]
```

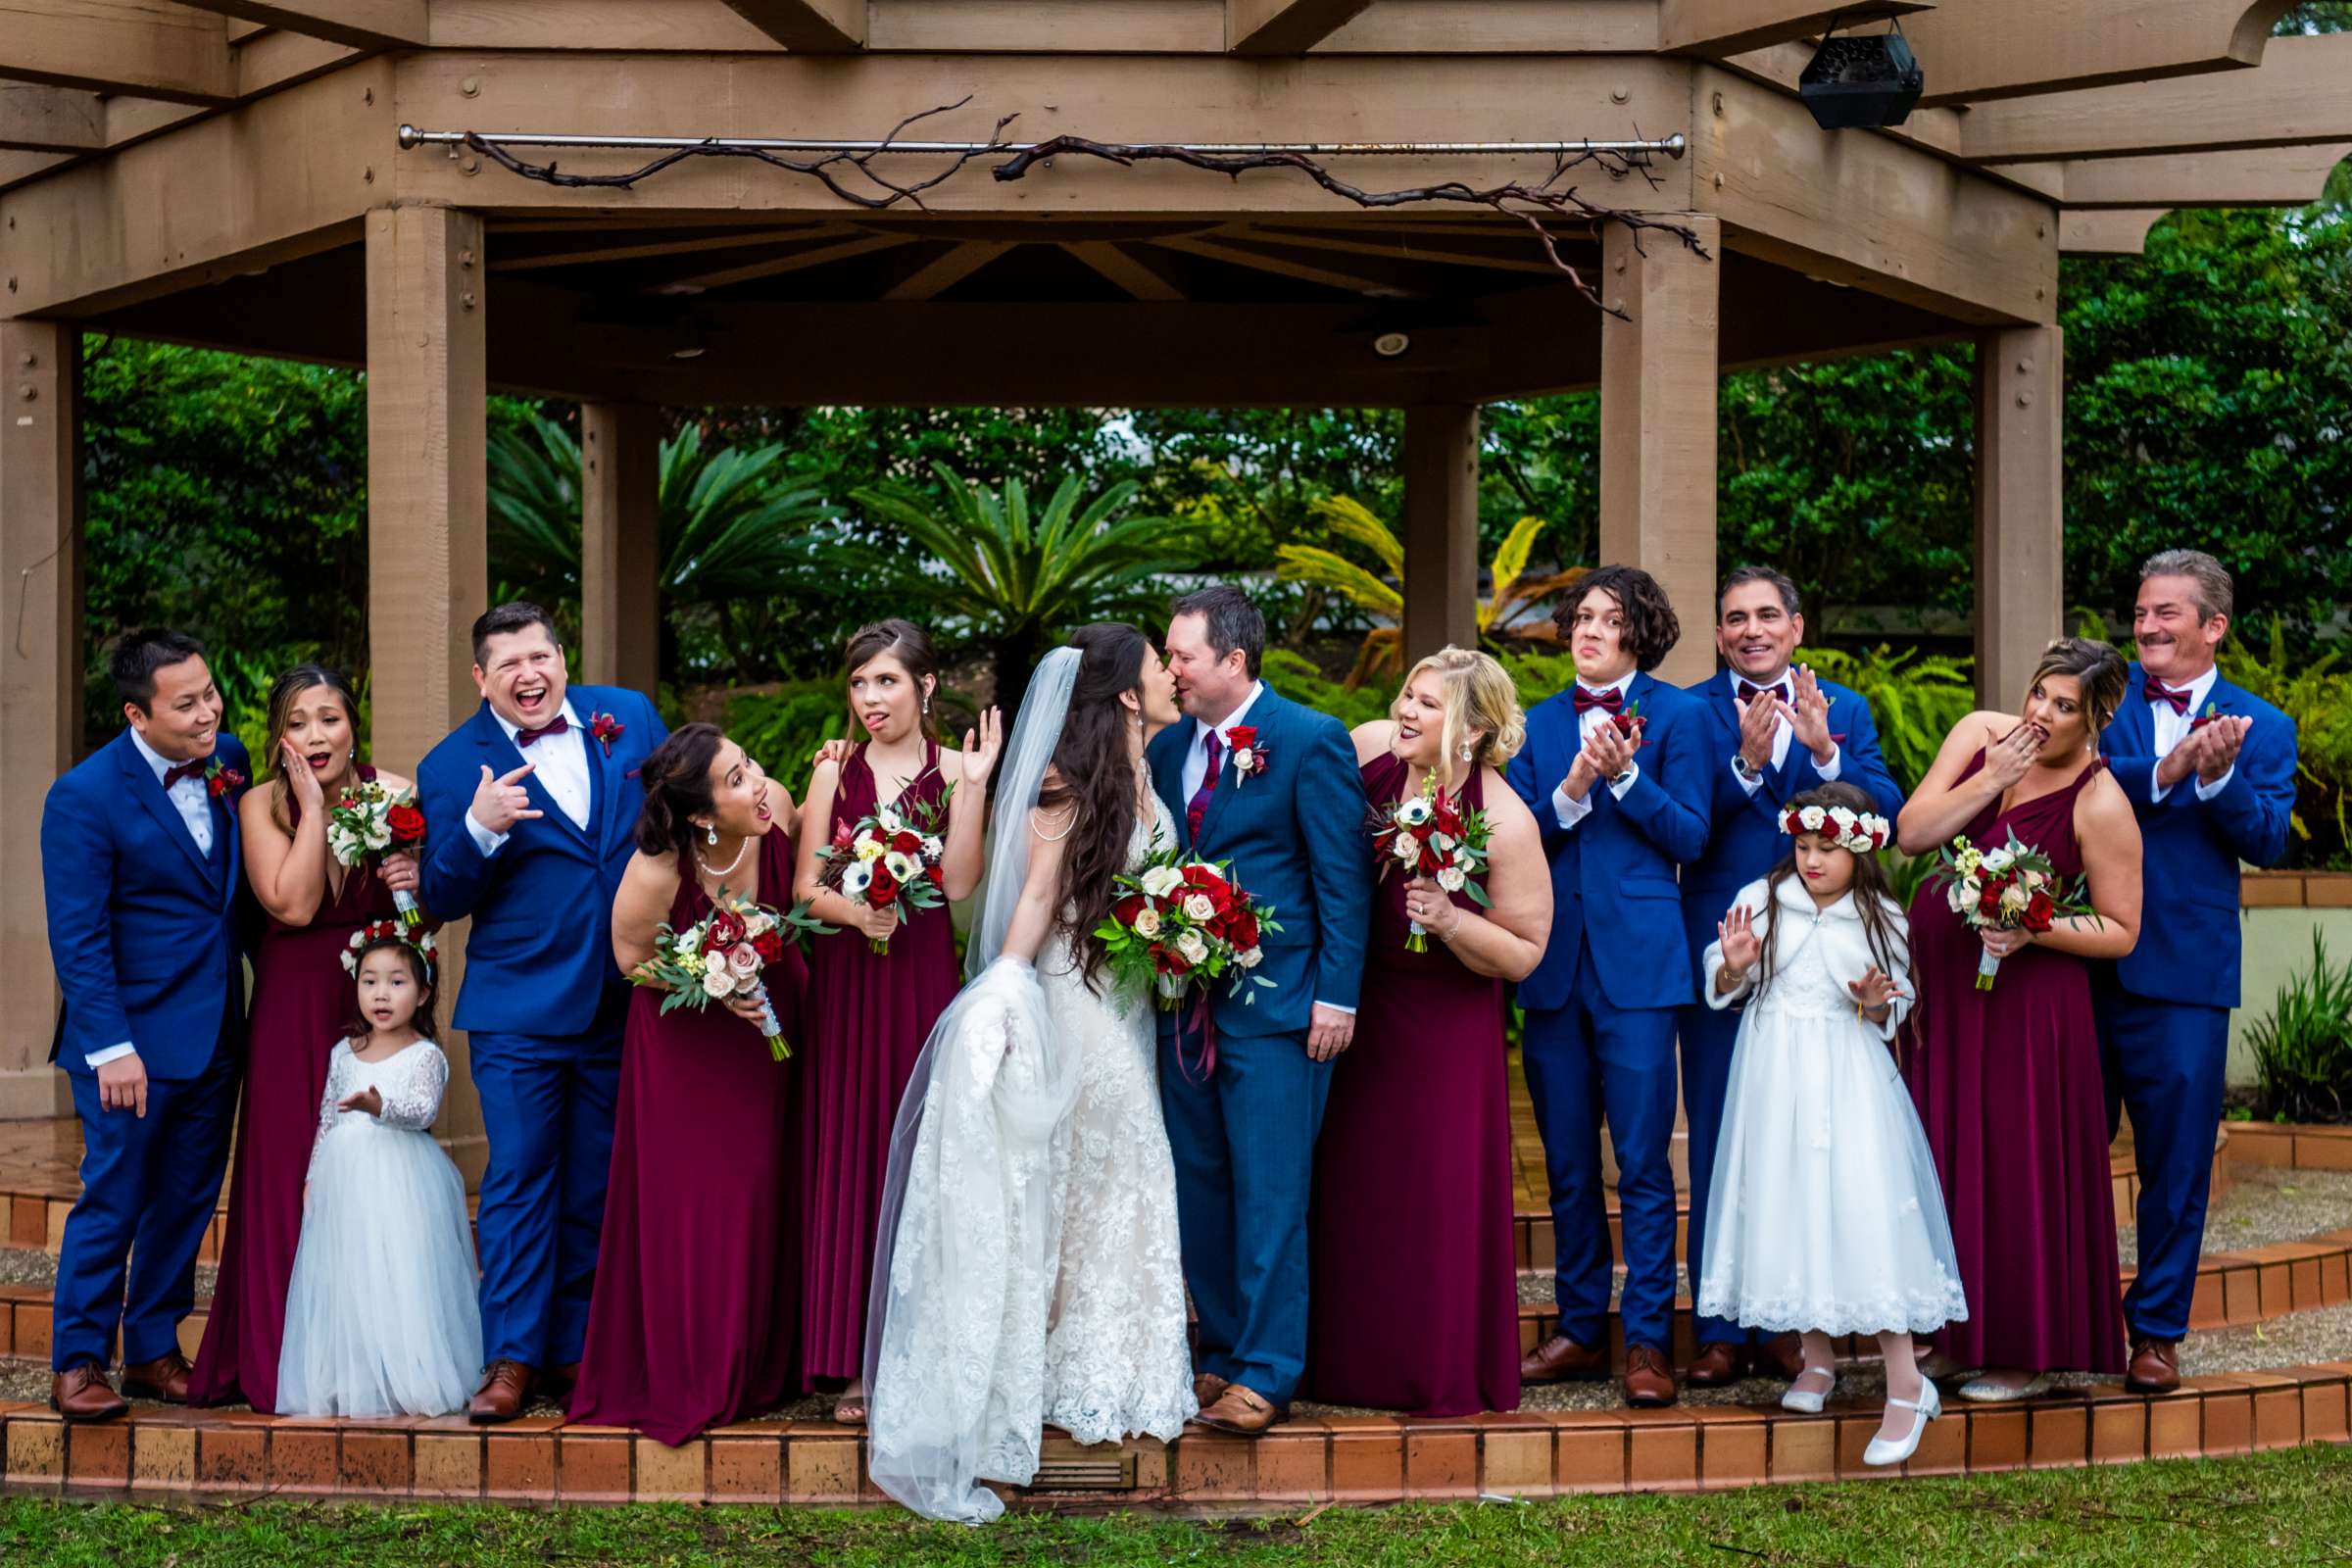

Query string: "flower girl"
[275, 927, 482, 1417]
[1695, 783, 1967, 1467]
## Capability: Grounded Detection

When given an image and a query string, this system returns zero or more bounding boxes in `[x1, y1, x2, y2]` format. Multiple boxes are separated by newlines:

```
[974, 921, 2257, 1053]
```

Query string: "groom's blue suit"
[43, 729, 251, 1373]
[1149, 683, 1372, 1405]
[417, 684, 663, 1370]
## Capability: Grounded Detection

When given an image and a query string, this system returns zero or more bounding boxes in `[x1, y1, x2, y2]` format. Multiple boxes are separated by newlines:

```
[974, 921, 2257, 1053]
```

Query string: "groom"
[1151, 586, 1372, 1435]
[416, 602, 664, 1422]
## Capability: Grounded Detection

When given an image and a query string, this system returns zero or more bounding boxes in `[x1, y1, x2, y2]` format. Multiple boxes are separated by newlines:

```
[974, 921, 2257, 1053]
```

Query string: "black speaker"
[1800, 20, 1926, 130]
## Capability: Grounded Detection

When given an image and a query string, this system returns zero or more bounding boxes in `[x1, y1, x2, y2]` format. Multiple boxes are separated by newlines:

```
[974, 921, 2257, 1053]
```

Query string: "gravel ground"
[2121, 1163, 2352, 1266]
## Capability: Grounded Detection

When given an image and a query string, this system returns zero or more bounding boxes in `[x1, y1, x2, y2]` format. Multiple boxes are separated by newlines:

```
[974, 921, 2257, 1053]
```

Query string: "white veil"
[862, 646, 1086, 1523]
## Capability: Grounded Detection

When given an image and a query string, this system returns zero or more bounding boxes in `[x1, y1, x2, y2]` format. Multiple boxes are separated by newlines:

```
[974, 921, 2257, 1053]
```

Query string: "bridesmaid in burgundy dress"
[1306, 648, 1552, 1417]
[1897, 639, 2142, 1399]
[572, 723, 810, 1444]
[190, 664, 420, 1411]
[792, 620, 998, 1424]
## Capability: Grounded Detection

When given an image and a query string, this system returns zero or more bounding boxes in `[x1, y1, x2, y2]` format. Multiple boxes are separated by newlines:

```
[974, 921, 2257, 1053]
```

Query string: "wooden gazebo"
[2, 2, 2344, 1140]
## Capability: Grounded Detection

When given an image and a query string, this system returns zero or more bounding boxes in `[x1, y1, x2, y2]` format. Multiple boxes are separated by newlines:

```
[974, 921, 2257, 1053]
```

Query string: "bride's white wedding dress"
[866, 789, 1197, 1523]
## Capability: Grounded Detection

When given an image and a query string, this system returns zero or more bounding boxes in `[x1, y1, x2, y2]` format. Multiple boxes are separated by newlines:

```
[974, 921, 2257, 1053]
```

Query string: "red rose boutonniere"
[2189, 702, 2224, 732]
[589, 711, 625, 758]
[1227, 725, 1270, 787]
[205, 759, 246, 799]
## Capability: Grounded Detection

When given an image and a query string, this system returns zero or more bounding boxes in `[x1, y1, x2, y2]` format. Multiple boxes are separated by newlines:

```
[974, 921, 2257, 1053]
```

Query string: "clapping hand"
[1787, 665, 1836, 764]
[1581, 714, 1637, 781]
[470, 762, 542, 835]
[337, 1085, 384, 1118]
[280, 737, 327, 814]
[2195, 714, 2251, 784]
[1716, 904, 1762, 978]
[958, 707, 1004, 793]
[1733, 690, 1780, 771]
[1847, 964, 1906, 1014]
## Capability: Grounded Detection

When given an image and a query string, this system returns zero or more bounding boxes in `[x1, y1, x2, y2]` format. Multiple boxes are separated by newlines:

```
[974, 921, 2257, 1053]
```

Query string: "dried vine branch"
[459, 100, 1706, 313]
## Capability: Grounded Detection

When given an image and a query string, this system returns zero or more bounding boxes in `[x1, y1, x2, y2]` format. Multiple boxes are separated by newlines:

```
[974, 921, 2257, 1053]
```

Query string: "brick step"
[0, 1364, 2345, 1506]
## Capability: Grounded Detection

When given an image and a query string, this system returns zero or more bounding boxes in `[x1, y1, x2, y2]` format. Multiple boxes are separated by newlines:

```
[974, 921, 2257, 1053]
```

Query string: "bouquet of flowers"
[339, 919, 436, 975]
[629, 890, 821, 1059]
[324, 779, 428, 928]
[1367, 773, 1493, 952]
[1925, 827, 2094, 991]
[1095, 847, 1282, 1009]
[817, 793, 953, 955]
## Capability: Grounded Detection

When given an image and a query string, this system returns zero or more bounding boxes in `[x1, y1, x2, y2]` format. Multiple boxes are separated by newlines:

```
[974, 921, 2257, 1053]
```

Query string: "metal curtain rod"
[397, 126, 1689, 160]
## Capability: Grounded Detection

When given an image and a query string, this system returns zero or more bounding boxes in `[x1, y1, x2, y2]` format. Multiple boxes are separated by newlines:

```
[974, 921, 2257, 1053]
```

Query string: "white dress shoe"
[1865, 1381, 1941, 1467]
[1958, 1372, 2050, 1402]
[1780, 1365, 1838, 1414]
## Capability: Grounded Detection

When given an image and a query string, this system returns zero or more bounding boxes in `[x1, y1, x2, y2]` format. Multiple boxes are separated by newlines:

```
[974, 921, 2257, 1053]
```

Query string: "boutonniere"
[1226, 725, 1269, 787]
[206, 759, 246, 800]
[2189, 701, 2225, 732]
[589, 710, 625, 758]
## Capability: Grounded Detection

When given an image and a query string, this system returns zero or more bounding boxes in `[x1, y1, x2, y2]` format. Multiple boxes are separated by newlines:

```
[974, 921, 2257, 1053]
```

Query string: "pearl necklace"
[698, 832, 753, 879]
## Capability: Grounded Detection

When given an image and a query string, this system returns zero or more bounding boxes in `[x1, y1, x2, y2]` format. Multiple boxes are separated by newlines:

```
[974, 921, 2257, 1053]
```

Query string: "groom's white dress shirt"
[466, 699, 594, 855]
[88, 730, 222, 1069]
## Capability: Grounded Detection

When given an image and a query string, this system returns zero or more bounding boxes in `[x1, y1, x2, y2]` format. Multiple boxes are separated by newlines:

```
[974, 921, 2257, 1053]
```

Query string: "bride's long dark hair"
[1038, 622, 1153, 995]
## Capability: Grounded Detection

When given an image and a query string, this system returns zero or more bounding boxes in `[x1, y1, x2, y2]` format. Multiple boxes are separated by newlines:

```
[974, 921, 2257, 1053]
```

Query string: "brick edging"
[2239, 871, 2352, 909]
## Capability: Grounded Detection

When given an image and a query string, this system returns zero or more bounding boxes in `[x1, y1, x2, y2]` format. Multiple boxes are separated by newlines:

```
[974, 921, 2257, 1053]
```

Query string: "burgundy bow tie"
[163, 760, 208, 790]
[1572, 685, 1624, 714]
[1737, 680, 1789, 706]
[2145, 680, 2193, 716]
[516, 714, 570, 747]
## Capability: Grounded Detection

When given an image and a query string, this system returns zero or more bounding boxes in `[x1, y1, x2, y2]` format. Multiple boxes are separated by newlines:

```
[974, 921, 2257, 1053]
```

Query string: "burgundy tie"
[1187, 731, 1222, 844]
[1737, 680, 1789, 706]
[2145, 680, 2192, 716]
[516, 714, 570, 747]
[163, 760, 207, 790]
[1572, 686, 1623, 714]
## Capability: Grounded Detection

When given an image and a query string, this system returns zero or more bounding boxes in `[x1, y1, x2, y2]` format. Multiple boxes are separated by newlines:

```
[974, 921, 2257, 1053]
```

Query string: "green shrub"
[2220, 628, 2352, 870]
[722, 680, 850, 802]
[1795, 643, 1975, 795]
[2244, 928, 2352, 1124]
[1262, 648, 1393, 731]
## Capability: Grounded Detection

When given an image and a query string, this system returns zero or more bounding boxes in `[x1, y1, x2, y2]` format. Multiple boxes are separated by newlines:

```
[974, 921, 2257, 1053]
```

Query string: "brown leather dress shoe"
[468, 1359, 535, 1424]
[1686, 1342, 1742, 1388]
[119, 1350, 194, 1404]
[1196, 1383, 1288, 1436]
[2126, 1337, 2181, 1395]
[51, 1364, 128, 1423]
[1193, 1371, 1230, 1410]
[1520, 1332, 1610, 1384]
[1623, 1345, 1678, 1407]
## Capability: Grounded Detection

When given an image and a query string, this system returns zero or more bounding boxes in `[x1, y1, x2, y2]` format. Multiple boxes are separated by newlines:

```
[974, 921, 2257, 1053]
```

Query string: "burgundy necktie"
[1737, 680, 1789, 706]
[1571, 685, 1623, 715]
[163, 760, 207, 790]
[516, 714, 570, 747]
[2145, 680, 2192, 716]
[1187, 731, 1223, 844]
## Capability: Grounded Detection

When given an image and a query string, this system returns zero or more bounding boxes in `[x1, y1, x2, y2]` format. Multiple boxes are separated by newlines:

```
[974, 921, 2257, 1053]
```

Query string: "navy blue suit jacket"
[416, 686, 665, 1036]
[1147, 685, 1373, 1037]
[43, 730, 251, 1079]
[1505, 672, 1710, 1013]
[2098, 664, 2296, 1010]
[1678, 671, 1906, 975]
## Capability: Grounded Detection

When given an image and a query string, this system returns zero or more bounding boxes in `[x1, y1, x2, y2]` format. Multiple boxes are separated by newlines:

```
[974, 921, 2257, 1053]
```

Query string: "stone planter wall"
[2230, 872, 2352, 1090]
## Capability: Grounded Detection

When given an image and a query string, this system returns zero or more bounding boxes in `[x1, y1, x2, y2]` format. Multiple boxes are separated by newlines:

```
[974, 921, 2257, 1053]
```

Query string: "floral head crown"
[1781, 803, 1890, 855]
[340, 919, 438, 978]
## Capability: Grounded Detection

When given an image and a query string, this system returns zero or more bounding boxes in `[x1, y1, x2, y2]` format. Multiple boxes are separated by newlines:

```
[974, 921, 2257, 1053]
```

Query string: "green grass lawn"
[4, 1445, 2346, 1567]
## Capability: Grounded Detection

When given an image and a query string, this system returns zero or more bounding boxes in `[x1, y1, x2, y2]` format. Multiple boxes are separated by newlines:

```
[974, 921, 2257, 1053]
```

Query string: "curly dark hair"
[1038, 623, 1155, 995]
[1758, 782, 1907, 999]
[636, 722, 726, 860]
[1552, 564, 1682, 672]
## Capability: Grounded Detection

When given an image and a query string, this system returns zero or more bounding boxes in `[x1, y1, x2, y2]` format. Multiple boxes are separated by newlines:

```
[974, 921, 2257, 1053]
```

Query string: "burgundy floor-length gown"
[797, 741, 959, 1385]
[1904, 750, 2128, 1374]
[190, 768, 398, 1412]
[570, 825, 810, 1446]
[1304, 754, 1520, 1417]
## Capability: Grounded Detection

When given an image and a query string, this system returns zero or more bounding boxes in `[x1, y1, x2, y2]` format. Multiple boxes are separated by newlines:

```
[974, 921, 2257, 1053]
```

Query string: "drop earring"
[706, 823, 718, 846]
[1458, 741, 1476, 762]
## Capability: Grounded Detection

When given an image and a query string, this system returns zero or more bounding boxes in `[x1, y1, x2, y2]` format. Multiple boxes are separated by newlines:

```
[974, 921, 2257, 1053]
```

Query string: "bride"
[864, 622, 1198, 1522]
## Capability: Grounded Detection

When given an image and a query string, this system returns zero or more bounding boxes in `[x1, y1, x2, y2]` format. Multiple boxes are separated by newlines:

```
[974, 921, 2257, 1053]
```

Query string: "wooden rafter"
[0, 84, 104, 153]
[1234, 222, 1577, 275]
[719, 0, 865, 50]
[1227, 0, 1376, 54]
[2057, 209, 2166, 253]
[1058, 240, 1188, 301]
[1152, 231, 1432, 296]
[1962, 32, 2352, 163]
[2059, 142, 2351, 208]
[0, 1, 234, 105]
[1658, 2, 1926, 57]
[650, 230, 914, 292]
[877, 239, 1014, 300]
[169, 0, 425, 49]
[1898, 0, 2300, 106]
[488, 224, 848, 271]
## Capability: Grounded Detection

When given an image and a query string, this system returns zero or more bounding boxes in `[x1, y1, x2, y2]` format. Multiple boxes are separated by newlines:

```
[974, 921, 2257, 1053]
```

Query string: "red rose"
[894, 829, 922, 855]
[1230, 909, 1260, 949]
[707, 909, 747, 949]
[751, 929, 786, 963]
[869, 866, 899, 906]
[387, 804, 427, 845]
[1227, 726, 1257, 751]
[1113, 894, 1145, 925]
[2023, 891, 2055, 932]
[926, 863, 945, 889]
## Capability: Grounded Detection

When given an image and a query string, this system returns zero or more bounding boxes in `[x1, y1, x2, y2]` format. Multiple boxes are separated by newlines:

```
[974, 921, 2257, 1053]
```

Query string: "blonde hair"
[1396, 646, 1528, 769]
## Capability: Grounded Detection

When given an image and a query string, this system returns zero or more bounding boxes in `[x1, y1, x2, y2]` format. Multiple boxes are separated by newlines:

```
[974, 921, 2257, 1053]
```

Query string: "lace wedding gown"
[867, 794, 1197, 1523]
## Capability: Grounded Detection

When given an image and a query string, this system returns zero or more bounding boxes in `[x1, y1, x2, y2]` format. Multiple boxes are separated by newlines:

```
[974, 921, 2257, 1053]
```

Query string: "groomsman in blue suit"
[42, 630, 251, 1421]
[416, 602, 664, 1422]
[1151, 585, 1372, 1435]
[2096, 550, 2295, 1394]
[1506, 565, 1710, 1407]
[1678, 566, 1905, 1388]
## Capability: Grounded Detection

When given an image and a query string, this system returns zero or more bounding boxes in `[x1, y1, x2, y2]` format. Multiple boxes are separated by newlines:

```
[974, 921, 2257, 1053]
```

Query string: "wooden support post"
[1975, 324, 2065, 710]
[579, 402, 662, 696]
[1400, 404, 1482, 668]
[367, 206, 488, 1178]
[0, 319, 80, 1119]
[1598, 217, 1721, 686]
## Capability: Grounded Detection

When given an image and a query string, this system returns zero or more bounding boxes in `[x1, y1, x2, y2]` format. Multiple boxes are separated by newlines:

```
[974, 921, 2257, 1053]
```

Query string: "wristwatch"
[1730, 754, 1761, 784]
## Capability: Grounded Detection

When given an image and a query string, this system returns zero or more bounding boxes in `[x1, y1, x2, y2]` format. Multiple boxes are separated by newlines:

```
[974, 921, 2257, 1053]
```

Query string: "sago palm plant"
[852, 463, 1198, 720]
[1274, 495, 1586, 687]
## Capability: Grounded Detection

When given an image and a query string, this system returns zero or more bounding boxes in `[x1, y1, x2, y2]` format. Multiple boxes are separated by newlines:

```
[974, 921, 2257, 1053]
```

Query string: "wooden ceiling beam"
[1152, 232, 1433, 295]
[1658, 2, 1926, 57]
[166, 1, 425, 50]
[1228, 0, 1377, 54]
[2059, 142, 2351, 208]
[1058, 240, 1189, 300]
[0, 2, 236, 105]
[877, 239, 1014, 300]
[1232, 223, 1574, 275]
[487, 224, 848, 270]
[719, 0, 865, 50]
[2058, 210, 2167, 254]
[0, 85, 106, 153]
[1897, 0, 2300, 107]
[651, 230, 914, 292]
[1962, 32, 2352, 163]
